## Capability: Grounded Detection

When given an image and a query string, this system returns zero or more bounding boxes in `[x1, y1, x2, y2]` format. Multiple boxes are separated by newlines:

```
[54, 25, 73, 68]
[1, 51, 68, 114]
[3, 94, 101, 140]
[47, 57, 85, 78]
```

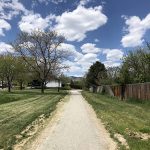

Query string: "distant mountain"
[69, 76, 83, 82]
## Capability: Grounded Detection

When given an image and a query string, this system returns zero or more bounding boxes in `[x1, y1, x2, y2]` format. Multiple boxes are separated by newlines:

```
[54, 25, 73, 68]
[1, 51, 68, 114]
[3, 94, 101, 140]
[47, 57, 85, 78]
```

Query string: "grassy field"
[0, 89, 67, 149]
[82, 91, 150, 150]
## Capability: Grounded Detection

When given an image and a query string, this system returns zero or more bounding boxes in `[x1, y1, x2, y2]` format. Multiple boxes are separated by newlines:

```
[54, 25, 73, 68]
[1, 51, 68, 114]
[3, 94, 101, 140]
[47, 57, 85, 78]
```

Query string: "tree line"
[85, 43, 150, 88]
[0, 30, 70, 93]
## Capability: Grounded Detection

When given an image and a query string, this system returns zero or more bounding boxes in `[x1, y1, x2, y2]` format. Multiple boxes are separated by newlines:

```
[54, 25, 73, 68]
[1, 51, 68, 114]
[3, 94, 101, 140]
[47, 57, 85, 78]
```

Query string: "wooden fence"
[111, 82, 150, 100]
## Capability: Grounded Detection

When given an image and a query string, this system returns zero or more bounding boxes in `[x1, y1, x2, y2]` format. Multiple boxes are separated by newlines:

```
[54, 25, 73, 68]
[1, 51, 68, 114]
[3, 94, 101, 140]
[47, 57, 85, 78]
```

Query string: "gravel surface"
[28, 90, 116, 150]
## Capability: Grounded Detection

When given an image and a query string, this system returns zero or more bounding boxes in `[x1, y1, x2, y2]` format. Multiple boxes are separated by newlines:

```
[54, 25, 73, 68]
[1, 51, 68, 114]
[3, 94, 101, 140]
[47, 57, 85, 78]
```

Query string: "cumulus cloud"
[54, 5, 107, 41]
[79, 0, 91, 6]
[0, 42, 14, 53]
[103, 49, 124, 61]
[58, 43, 83, 61]
[18, 13, 54, 33]
[102, 48, 124, 67]
[60, 43, 99, 76]
[81, 43, 101, 53]
[63, 60, 83, 76]
[94, 38, 99, 42]
[103, 61, 121, 67]
[0, 0, 29, 20]
[0, 19, 11, 36]
[77, 53, 98, 70]
[121, 14, 150, 47]
[0, 0, 30, 36]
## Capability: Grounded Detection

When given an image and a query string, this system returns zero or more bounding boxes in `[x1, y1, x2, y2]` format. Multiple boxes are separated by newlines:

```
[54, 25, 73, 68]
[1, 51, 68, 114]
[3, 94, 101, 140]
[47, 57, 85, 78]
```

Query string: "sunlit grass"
[0, 89, 67, 149]
[82, 91, 150, 150]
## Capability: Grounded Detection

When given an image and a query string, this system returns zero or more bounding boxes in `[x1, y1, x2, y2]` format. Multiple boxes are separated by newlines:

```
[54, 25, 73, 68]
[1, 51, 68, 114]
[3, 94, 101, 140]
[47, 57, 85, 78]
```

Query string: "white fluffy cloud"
[79, 0, 91, 6]
[103, 49, 124, 61]
[0, 0, 30, 36]
[121, 14, 150, 47]
[0, 42, 13, 53]
[0, 19, 11, 36]
[102, 49, 124, 67]
[0, 0, 29, 20]
[103, 61, 121, 67]
[62, 44, 123, 75]
[18, 13, 54, 33]
[36, 0, 66, 5]
[81, 43, 101, 53]
[54, 5, 107, 41]
[61, 43, 99, 76]
[63, 60, 83, 76]
[58, 43, 83, 61]
[94, 38, 99, 42]
[77, 53, 98, 70]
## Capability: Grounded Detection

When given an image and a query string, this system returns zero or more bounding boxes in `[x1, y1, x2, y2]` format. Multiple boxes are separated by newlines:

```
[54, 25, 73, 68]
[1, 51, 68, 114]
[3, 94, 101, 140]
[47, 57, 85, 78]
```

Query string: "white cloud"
[0, 19, 11, 36]
[0, 0, 30, 36]
[58, 43, 83, 61]
[102, 48, 123, 67]
[54, 5, 107, 41]
[94, 38, 99, 42]
[63, 60, 83, 75]
[79, 0, 91, 6]
[61, 43, 99, 76]
[103, 61, 121, 67]
[103, 49, 123, 61]
[18, 13, 54, 33]
[121, 14, 150, 47]
[77, 53, 98, 70]
[81, 43, 101, 53]
[0, 0, 29, 20]
[36, 0, 66, 5]
[0, 42, 14, 53]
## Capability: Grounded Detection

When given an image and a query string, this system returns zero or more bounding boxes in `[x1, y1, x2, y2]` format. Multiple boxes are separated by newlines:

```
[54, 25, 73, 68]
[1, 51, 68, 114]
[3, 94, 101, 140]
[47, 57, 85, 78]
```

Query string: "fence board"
[110, 82, 150, 100]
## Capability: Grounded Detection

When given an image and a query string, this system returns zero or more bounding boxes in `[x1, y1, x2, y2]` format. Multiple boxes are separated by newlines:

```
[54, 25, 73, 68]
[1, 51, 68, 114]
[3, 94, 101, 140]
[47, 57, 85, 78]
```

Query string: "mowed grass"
[82, 91, 150, 150]
[0, 89, 67, 149]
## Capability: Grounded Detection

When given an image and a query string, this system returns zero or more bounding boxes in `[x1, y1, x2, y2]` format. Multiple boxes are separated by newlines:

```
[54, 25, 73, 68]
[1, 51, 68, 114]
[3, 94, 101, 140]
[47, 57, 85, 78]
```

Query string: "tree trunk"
[1, 80, 4, 89]
[58, 79, 60, 92]
[8, 81, 11, 92]
[41, 81, 45, 93]
[20, 80, 23, 90]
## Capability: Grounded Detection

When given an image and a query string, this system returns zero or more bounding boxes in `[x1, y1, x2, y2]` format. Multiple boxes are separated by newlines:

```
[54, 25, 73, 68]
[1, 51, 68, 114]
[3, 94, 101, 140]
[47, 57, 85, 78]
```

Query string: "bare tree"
[13, 30, 69, 93]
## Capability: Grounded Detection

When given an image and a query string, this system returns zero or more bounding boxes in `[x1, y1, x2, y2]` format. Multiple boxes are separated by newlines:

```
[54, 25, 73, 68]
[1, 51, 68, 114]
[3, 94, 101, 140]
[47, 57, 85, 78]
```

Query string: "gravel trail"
[29, 90, 116, 150]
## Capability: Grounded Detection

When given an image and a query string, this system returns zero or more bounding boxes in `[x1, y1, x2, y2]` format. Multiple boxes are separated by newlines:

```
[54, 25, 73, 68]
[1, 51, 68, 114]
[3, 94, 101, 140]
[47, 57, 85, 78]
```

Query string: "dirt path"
[27, 90, 116, 150]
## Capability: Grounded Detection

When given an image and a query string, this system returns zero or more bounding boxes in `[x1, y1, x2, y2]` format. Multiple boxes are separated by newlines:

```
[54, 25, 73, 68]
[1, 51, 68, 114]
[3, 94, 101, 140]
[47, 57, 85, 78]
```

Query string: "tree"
[13, 30, 69, 93]
[86, 61, 107, 87]
[0, 54, 17, 92]
[15, 57, 30, 90]
[119, 45, 150, 84]
[0, 56, 5, 89]
[106, 67, 120, 84]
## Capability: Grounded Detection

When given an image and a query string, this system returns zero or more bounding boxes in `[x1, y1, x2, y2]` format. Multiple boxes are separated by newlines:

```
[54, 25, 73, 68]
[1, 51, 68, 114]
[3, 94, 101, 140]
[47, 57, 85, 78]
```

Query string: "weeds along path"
[28, 90, 116, 150]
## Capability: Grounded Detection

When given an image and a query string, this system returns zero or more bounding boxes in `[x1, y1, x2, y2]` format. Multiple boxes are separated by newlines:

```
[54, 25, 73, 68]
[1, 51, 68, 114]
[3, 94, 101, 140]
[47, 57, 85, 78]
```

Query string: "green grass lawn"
[82, 91, 150, 150]
[0, 89, 67, 149]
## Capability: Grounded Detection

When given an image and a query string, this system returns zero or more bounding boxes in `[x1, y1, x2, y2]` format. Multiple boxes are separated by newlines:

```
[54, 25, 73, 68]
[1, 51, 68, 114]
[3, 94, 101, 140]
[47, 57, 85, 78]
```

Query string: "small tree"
[86, 61, 107, 87]
[106, 67, 120, 84]
[0, 56, 5, 89]
[0, 54, 17, 92]
[13, 30, 69, 93]
[15, 57, 30, 90]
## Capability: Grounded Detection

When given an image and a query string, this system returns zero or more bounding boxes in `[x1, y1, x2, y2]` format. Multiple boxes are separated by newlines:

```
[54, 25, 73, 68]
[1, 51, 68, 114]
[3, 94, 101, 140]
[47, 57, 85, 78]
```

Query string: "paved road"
[33, 90, 116, 150]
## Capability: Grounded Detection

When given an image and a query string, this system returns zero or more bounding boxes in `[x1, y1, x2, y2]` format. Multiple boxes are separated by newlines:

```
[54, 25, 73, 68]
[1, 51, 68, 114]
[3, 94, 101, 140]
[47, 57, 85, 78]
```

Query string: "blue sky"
[0, 0, 150, 76]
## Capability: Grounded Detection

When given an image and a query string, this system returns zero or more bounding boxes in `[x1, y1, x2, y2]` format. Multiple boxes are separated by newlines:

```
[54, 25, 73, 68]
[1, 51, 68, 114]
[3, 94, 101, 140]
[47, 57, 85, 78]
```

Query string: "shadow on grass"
[0, 89, 68, 105]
